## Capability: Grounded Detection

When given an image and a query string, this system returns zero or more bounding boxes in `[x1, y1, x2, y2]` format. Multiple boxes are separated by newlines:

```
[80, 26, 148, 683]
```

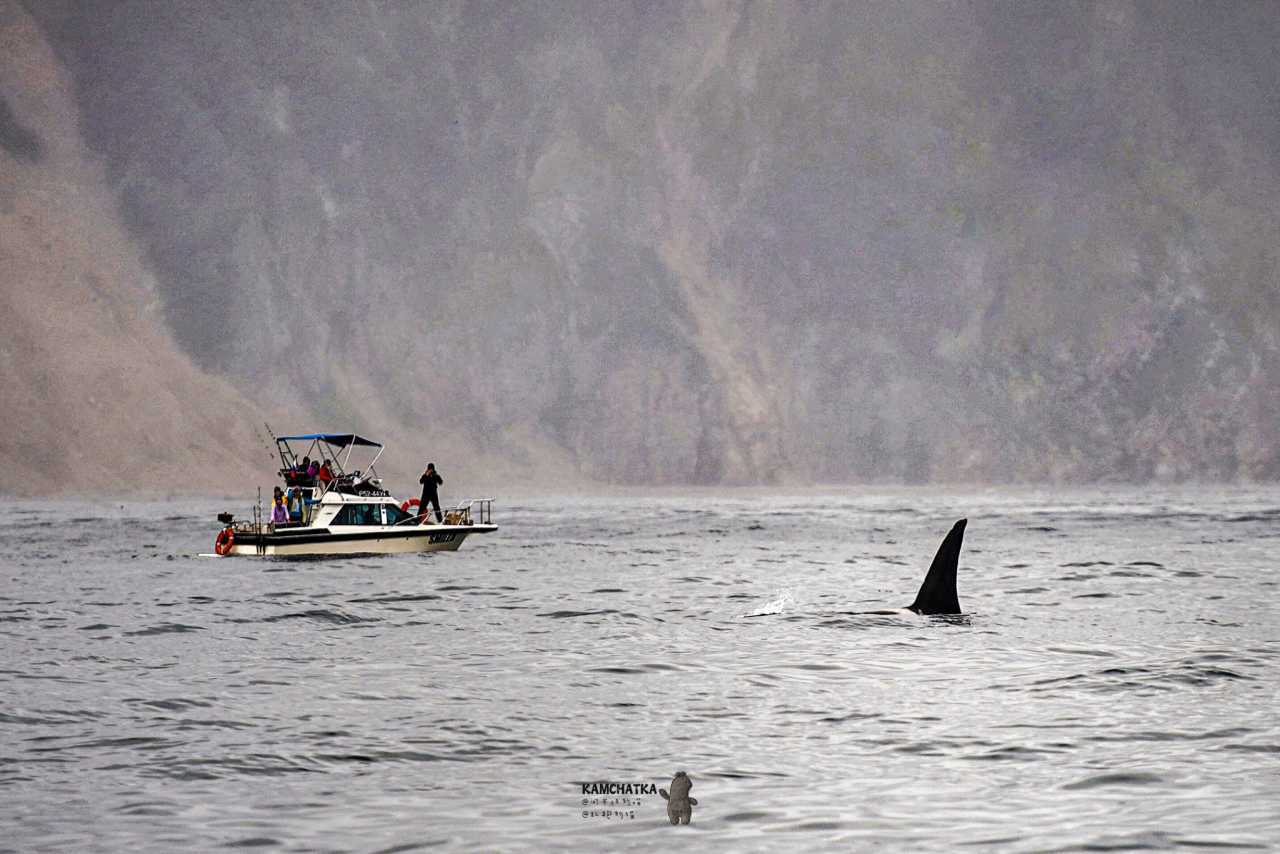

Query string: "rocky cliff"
[1, 1, 270, 496]
[4, 0, 1279, 492]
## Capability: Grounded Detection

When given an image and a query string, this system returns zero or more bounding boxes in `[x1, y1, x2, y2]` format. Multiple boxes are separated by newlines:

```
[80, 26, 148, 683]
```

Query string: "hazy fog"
[5, 1, 1279, 490]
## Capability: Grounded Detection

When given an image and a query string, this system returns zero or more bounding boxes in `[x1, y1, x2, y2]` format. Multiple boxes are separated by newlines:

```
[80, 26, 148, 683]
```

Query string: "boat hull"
[225, 524, 497, 557]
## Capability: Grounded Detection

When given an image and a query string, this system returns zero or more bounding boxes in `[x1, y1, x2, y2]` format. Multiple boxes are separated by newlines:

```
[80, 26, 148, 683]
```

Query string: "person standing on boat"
[418, 463, 443, 524]
[293, 456, 311, 486]
[287, 487, 304, 522]
[269, 494, 290, 527]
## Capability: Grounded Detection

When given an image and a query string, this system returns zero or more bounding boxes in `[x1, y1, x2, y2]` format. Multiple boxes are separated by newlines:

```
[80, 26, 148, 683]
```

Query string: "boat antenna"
[255, 486, 265, 556]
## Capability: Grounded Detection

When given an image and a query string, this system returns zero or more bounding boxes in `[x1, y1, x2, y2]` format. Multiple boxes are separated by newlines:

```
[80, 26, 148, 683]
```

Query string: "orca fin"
[906, 519, 966, 615]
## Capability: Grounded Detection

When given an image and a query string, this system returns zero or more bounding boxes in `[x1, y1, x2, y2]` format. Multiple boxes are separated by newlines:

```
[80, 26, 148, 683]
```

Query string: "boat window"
[332, 503, 381, 525]
[384, 503, 412, 525]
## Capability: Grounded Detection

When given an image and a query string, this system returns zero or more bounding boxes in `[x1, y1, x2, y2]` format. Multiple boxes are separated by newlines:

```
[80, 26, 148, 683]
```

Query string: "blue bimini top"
[275, 433, 382, 448]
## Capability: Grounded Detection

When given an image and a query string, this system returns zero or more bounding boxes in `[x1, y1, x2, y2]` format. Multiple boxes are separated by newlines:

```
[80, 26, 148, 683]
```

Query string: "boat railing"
[396, 498, 494, 527]
[457, 498, 494, 526]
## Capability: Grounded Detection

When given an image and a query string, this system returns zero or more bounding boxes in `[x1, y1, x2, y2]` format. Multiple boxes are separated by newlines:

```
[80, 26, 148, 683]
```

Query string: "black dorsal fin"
[907, 519, 966, 615]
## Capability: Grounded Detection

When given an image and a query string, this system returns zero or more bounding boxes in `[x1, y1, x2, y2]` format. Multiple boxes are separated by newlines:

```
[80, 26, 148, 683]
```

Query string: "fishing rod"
[253, 422, 275, 464]
[263, 422, 292, 469]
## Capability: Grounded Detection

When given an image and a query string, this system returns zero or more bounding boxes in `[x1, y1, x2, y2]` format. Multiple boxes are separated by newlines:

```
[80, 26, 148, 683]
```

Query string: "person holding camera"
[418, 462, 443, 524]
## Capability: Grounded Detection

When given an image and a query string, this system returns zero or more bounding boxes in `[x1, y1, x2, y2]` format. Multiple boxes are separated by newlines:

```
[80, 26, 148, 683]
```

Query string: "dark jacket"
[419, 471, 442, 498]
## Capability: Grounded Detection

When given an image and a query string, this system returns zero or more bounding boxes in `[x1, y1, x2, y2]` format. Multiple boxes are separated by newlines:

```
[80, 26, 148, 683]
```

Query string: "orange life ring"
[214, 527, 235, 556]
[400, 498, 421, 515]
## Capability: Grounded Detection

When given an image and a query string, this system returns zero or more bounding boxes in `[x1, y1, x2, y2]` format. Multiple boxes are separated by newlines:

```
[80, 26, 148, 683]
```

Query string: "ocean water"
[2, 488, 1278, 852]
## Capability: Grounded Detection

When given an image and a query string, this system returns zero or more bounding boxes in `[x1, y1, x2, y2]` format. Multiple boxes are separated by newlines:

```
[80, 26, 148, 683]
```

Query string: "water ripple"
[3, 490, 1278, 851]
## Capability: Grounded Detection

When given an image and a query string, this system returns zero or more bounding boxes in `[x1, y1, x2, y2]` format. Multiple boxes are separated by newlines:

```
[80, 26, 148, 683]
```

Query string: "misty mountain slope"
[961, 2, 1280, 480]
[13, 0, 1280, 487]
[0, 1, 270, 495]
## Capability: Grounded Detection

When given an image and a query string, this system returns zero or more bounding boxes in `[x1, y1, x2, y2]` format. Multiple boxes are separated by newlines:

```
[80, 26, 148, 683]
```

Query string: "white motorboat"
[212, 432, 496, 557]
